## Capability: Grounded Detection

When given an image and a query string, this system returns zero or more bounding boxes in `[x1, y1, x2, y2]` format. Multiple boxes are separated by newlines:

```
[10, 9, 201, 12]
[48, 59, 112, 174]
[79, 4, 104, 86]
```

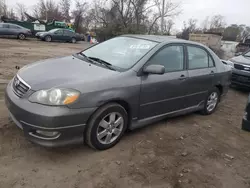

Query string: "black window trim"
[143, 43, 187, 73]
[184, 44, 216, 70]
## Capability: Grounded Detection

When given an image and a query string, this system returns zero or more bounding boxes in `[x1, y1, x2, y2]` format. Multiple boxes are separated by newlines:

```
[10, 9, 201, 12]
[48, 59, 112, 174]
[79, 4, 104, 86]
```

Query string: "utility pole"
[161, 0, 165, 35]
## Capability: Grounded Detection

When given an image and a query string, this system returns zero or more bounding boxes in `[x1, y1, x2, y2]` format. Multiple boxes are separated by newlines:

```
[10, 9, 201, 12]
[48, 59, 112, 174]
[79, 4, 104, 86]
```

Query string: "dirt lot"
[0, 38, 250, 188]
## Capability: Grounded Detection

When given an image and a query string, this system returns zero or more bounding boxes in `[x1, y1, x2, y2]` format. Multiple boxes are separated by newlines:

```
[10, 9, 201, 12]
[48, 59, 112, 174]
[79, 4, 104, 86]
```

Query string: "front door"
[53, 29, 64, 41]
[139, 44, 190, 119]
[184, 45, 217, 107]
[63, 29, 72, 41]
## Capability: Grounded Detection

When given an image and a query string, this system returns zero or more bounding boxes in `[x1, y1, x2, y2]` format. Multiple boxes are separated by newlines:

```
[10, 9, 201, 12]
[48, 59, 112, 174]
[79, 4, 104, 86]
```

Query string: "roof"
[122, 34, 207, 46]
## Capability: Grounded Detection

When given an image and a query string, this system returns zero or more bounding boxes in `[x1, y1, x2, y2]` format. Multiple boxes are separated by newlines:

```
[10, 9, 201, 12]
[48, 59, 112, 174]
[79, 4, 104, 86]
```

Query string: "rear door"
[185, 44, 217, 107]
[8, 24, 21, 36]
[139, 44, 190, 119]
[0, 23, 10, 35]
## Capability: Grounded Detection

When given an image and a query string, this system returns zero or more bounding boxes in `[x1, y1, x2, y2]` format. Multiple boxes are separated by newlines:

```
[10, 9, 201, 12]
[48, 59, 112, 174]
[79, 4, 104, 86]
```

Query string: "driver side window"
[55, 30, 63, 35]
[147, 45, 184, 72]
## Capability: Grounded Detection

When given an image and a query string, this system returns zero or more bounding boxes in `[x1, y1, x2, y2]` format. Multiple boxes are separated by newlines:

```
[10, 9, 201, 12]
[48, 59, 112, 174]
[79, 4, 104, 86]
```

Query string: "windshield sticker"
[130, 44, 151, 49]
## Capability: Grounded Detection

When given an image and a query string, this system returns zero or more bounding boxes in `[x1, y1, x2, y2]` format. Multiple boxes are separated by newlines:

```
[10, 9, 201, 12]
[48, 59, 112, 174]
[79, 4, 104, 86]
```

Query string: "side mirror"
[143, 64, 165, 75]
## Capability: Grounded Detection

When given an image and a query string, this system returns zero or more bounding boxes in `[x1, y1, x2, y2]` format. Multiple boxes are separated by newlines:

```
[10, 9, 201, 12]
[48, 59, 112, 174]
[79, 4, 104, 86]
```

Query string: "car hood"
[231, 55, 250, 65]
[18, 56, 118, 91]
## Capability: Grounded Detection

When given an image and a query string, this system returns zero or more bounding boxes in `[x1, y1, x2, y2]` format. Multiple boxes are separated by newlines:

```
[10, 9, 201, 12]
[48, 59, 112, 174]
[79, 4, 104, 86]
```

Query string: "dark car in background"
[36, 28, 81, 43]
[0, 23, 32, 39]
[227, 50, 250, 87]
[5, 35, 231, 150]
[242, 94, 250, 132]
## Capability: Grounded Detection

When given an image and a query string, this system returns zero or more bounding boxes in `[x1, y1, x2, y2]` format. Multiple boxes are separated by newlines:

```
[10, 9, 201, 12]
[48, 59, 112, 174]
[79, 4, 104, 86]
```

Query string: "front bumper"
[5, 81, 97, 147]
[231, 69, 250, 87]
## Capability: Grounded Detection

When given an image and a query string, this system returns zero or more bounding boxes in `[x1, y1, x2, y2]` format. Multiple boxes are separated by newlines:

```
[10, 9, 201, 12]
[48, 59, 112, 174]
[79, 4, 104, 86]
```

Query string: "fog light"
[36, 130, 59, 137]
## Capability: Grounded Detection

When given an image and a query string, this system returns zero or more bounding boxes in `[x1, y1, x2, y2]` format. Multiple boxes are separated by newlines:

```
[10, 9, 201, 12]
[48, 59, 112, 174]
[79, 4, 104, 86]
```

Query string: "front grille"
[234, 63, 250, 71]
[12, 75, 30, 97]
[232, 73, 250, 85]
[234, 63, 244, 70]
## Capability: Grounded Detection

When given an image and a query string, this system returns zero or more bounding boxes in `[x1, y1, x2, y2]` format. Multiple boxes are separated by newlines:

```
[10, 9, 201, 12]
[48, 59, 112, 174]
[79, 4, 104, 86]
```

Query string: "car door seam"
[140, 90, 207, 107]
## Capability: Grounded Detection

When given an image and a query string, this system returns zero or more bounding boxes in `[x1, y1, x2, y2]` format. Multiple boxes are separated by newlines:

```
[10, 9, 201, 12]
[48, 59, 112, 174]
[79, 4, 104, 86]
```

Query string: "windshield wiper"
[88, 57, 116, 71]
[77, 52, 94, 63]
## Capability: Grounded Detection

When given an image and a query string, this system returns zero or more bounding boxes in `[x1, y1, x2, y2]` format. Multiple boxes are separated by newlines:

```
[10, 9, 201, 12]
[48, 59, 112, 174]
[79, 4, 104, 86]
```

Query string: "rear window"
[0, 24, 9, 28]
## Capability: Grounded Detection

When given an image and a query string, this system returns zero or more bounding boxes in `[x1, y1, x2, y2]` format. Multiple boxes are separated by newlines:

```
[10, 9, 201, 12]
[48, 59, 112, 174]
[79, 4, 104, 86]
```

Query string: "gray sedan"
[36, 28, 81, 43]
[227, 50, 250, 87]
[0, 23, 32, 39]
[5, 35, 231, 150]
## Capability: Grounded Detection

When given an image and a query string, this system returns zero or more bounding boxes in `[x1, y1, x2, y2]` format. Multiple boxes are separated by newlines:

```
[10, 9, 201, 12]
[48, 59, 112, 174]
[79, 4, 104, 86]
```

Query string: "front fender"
[68, 85, 141, 119]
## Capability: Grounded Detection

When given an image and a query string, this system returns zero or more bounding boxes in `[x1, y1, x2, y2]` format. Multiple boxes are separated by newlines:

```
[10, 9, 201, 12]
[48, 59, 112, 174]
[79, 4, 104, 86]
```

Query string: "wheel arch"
[44, 35, 52, 41]
[86, 99, 132, 131]
[215, 84, 223, 95]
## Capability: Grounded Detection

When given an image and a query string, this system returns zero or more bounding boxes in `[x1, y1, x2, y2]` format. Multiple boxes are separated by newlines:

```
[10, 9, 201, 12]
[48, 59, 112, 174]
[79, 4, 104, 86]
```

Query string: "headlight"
[227, 60, 234, 68]
[29, 88, 80, 105]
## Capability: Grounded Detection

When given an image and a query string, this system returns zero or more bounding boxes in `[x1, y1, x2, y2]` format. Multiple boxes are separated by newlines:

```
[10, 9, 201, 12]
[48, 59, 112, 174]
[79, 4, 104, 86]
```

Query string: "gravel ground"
[0, 38, 250, 188]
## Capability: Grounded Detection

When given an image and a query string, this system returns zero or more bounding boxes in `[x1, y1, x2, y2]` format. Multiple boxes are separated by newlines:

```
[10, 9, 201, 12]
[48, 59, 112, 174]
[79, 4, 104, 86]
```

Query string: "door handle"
[179, 75, 187, 80]
[210, 71, 215, 76]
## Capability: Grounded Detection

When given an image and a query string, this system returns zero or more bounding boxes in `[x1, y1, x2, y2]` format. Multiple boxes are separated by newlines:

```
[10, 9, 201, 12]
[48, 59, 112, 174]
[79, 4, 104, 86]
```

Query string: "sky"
[5, 0, 250, 31]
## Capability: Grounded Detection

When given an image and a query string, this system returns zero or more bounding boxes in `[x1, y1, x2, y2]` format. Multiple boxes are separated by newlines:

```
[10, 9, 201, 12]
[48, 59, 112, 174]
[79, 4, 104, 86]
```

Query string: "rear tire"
[71, 37, 76, 43]
[200, 87, 220, 115]
[85, 103, 128, 150]
[45, 35, 52, 42]
[18, 33, 26, 40]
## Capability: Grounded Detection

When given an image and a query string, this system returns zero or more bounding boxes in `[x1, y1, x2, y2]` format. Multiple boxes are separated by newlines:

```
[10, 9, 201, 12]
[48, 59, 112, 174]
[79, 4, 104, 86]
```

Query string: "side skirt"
[129, 101, 204, 130]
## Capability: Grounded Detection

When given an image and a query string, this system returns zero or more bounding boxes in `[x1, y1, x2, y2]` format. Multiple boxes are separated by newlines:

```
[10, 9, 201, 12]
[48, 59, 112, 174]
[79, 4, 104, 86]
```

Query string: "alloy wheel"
[96, 112, 124, 145]
[206, 92, 218, 112]
[72, 38, 76, 43]
[45, 36, 51, 42]
[19, 34, 25, 40]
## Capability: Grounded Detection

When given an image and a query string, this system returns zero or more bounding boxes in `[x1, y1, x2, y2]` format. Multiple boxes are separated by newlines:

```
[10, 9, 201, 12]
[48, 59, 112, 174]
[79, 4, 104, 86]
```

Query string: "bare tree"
[164, 19, 174, 35]
[16, 3, 26, 21]
[60, 0, 71, 22]
[0, 0, 7, 16]
[32, 0, 63, 21]
[111, 0, 134, 28]
[72, 0, 88, 32]
[179, 19, 198, 39]
[148, 0, 181, 34]
[131, 0, 154, 32]
[209, 15, 226, 32]
[201, 16, 209, 32]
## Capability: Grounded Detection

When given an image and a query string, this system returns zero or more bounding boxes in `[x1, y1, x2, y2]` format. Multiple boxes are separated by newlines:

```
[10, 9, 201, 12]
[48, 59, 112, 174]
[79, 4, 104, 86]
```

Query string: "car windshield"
[243, 50, 250, 57]
[81, 37, 158, 70]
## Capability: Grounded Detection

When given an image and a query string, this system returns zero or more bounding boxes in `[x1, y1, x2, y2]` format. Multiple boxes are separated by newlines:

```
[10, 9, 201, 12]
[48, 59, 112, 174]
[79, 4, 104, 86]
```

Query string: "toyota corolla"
[5, 35, 231, 150]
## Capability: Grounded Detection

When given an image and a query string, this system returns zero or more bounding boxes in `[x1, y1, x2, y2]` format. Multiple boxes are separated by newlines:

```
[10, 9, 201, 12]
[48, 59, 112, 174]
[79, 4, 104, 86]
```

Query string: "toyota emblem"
[15, 79, 20, 87]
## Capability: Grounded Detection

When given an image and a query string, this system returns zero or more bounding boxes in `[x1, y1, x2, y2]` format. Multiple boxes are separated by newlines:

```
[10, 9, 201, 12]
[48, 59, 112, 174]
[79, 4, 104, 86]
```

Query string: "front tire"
[45, 35, 52, 42]
[18, 33, 26, 40]
[201, 88, 220, 115]
[71, 37, 76, 43]
[85, 103, 128, 150]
